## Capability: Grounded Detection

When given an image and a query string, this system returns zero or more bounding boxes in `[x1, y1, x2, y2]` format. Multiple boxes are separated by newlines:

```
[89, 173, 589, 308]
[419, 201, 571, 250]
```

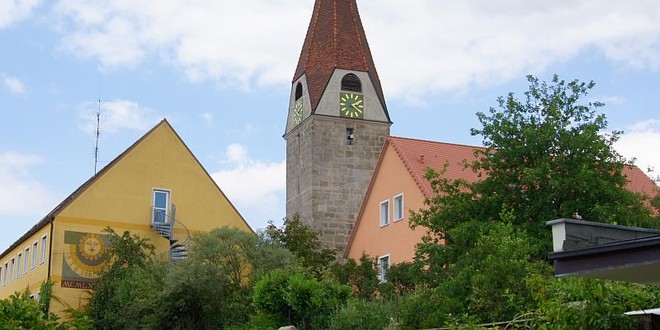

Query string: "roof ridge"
[389, 135, 484, 150]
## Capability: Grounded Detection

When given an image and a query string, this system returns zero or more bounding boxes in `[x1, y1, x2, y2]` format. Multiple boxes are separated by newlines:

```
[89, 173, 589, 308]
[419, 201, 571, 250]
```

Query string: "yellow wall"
[0, 225, 52, 300]
[1, 120, 252, 317]
[58, 121, 251, 233]
[346, 144, 428, 264]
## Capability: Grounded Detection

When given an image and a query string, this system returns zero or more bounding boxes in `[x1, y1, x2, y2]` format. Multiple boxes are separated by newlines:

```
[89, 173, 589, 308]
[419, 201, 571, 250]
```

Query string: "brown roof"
[294, 0, 389, 119]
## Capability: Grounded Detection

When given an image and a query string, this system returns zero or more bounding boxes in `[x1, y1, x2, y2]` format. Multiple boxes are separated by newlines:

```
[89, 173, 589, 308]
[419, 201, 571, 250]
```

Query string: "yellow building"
[0, 119, 252, 316]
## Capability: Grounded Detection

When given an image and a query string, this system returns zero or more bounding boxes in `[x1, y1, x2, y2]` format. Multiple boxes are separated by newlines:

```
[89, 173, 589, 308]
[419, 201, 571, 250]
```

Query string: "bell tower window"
[341, 73, 362, 93]
[295, 82, 303, 100]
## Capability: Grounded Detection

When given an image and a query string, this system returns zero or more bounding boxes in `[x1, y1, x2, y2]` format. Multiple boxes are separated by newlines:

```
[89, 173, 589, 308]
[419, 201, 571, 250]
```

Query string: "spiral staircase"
[152, 204, 190, 262]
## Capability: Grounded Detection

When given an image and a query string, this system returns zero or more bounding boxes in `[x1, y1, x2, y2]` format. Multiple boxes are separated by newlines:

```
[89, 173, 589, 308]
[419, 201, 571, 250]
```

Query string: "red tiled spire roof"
[294, 0, 388, 116]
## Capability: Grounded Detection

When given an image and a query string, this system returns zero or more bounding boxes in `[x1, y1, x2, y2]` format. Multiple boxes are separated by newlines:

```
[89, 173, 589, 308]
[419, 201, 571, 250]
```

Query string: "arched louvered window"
[295, 83, 303, 100]
[341, 73, 362, 93]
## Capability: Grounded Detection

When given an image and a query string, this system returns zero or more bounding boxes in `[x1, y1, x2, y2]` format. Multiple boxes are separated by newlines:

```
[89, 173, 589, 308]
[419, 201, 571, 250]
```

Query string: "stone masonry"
[286, 116, 389, 250]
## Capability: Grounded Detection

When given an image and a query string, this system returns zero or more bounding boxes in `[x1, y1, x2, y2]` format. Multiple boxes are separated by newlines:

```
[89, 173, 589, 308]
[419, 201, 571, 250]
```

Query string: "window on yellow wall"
[32, 241, 37, 269]
[152, 189, 170, 224]
[393, 194, 404, 221]
[16, 254, 21, 279]
[3, 263, 7, 286]
[40, 236, 47, 264]
[24, 248, 29, 274]
[9, 258, 14, 282]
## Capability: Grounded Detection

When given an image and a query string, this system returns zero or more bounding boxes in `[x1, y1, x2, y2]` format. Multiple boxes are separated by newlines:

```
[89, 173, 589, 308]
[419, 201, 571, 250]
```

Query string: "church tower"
[284, 0, 392, 250]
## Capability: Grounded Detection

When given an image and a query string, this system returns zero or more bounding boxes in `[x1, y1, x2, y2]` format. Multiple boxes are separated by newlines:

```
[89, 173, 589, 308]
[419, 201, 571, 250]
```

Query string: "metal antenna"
[94, 77, 102, 175]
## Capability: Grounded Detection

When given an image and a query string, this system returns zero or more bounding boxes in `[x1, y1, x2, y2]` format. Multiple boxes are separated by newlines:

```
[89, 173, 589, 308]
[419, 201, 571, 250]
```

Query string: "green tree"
[404, 75, 658, 327]
[86, 227, 160, 330]
[330, 253, 379, 300]
[253, 267, 351, 330]
[412, 74, 654, 261]
[158, 226, 296, 329]
[265, 214, 338, 276]
[0, 280, 92, 329]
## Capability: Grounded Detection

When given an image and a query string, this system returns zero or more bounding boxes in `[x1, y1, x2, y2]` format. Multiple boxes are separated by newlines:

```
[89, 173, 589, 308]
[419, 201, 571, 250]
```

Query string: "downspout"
[47, 217, 54, 281]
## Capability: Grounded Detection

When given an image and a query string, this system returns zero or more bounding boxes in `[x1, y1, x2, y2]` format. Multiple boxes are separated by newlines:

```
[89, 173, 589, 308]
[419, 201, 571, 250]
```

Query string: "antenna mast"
[94, 78, 102, 175]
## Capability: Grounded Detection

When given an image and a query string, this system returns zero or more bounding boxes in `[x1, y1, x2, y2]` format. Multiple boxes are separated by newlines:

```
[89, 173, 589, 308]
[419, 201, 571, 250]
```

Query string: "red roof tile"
[294, 0, 388, 117]
[623, 165, 659, 198]
[388, 136, 484, 198]
[388, 136, 658, 199]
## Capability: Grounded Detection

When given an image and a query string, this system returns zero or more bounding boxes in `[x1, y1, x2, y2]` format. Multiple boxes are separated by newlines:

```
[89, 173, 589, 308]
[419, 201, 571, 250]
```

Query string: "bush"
[253, 267, 351, 329]
[329, 298, 393, 330]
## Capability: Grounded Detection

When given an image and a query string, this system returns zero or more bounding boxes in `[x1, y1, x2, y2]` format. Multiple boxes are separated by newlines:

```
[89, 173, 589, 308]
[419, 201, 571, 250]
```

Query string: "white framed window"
[152, 189, 171, 224]
[380, 199, 390, 227]
[3, 263, 7, 286]
[9, 258, 14, 282]
[40, 235, 47, 264]
[378, 255, 390, 283]
[393, 194, 404, 221]
[24, 248, 29, 274]
[31, 241, 38, 269]
[16, 254, 21, 278]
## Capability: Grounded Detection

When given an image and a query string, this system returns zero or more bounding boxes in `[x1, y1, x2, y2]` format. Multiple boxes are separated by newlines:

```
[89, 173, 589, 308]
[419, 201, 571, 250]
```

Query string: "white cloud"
[78, 99, 161, 135]
[210, 144, 285, 229]
[615, 119, 660, 179]
[0, 152, 56, 217]
[1, 72, 27, 94]
[199, 112, 213, 126]
[51, 0, 660, 99]
[53, 0, 310, 88]
[0, 0, 41, 29]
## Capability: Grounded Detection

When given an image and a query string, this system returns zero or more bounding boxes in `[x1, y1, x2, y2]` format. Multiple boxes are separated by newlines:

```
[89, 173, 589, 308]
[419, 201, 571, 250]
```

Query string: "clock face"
[339, 92, 364, 119]
[293, 99, 303, 125]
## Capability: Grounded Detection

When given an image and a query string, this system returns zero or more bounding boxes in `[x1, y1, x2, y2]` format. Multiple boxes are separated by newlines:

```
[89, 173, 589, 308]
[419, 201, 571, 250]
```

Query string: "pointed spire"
[294, 0, 388, 117]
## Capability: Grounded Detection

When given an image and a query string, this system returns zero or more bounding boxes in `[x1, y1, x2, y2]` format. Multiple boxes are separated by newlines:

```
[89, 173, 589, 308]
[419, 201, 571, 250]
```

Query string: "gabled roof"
[0, 119, 252, 258]
[343, 136, 482, 257]
[388, 136, 483, 198]
[623, 165, 659, 198]
[294, 0, 388, 118]
[344, 135, 659, 258]
[387, 136, 658, 199]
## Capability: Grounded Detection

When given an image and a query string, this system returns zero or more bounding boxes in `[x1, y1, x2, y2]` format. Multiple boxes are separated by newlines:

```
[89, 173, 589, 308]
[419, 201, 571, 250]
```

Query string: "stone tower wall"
[286, 116, 389, 250]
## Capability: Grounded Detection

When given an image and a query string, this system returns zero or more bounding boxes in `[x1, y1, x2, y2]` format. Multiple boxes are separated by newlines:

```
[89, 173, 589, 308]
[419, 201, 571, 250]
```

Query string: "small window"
[32, 241, 37, 269]
[380, 200, 390, 227]
[346, 128, 354, 145]
[341, 73, 362, 92]
[295, 82, 303, 101]
[40, 236, 47, 264]
[153, 189, 170, 224]
[9, 258, 14, 282]
[393, 194, 404, 221]
[3, 263, 7, 286]
[16, 254, 21, 278]
[24, 248, 29, 274]
[378, 255, 390, 283]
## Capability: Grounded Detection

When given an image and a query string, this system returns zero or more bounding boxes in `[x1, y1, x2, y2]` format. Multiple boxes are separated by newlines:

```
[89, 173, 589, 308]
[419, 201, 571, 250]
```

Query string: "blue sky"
[1, 0, 659, 251]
